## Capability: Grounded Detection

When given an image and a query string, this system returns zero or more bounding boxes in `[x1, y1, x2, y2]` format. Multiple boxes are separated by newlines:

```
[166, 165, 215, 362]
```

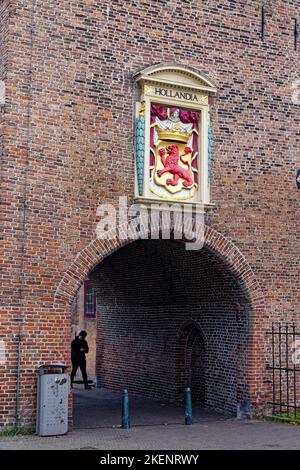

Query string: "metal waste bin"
[36, 363, 69, 436]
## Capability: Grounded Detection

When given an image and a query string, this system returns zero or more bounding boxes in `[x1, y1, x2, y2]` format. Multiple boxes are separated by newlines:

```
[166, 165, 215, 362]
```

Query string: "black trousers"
[71, 359, 88, 387]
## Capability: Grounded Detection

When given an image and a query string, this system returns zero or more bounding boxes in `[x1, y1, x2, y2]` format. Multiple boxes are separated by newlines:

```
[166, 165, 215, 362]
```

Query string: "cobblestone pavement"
[0, 387, 299, 450]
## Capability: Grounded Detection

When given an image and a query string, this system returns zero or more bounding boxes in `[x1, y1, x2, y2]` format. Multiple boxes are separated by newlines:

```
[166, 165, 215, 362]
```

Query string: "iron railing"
[266, 323, 300, 418]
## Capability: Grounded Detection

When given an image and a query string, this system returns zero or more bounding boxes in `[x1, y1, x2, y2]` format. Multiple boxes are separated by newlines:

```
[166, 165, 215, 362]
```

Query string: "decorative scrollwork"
[135, 112, 145, 196]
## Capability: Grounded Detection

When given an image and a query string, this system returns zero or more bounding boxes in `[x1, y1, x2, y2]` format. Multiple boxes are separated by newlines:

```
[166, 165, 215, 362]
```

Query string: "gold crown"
[156, 123, 193, 143]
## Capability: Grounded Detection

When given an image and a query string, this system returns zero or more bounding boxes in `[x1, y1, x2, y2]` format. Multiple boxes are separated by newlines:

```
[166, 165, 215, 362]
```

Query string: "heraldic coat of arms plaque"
[133, 64, 217, 209]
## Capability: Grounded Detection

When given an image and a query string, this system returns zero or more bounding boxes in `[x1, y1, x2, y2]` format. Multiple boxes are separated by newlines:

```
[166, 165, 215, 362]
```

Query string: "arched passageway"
[178, 321, 206, 405]
[88, 239, 252, 415]
[55, 224, 266, 424]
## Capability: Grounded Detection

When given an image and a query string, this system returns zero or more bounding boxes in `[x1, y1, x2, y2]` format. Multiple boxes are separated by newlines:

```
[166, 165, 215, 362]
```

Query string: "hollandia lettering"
[155, 87, 199, 102]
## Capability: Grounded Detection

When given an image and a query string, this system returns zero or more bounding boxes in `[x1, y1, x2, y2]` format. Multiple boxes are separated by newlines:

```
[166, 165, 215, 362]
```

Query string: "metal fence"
[266, 323, 300, 417]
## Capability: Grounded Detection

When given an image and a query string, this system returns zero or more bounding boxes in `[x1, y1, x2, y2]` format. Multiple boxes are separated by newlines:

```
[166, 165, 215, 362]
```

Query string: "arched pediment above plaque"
[133, 62, 218, 95]
[133, 64, 217, 210]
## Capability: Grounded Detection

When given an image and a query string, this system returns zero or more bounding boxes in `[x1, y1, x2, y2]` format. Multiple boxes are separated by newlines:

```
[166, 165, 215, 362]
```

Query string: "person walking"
[71, 330, 91, 390]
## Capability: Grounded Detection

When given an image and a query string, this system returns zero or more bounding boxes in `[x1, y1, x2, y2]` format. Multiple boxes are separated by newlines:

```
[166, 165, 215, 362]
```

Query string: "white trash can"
[36, 363, 69, 436]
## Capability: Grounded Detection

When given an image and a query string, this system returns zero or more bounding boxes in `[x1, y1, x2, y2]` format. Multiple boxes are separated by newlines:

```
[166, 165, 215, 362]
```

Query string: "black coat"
[71, 336, 89, 364]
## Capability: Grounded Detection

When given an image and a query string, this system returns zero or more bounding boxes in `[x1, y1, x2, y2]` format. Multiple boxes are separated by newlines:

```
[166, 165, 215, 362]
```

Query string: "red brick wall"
[1, 0, 299, 427]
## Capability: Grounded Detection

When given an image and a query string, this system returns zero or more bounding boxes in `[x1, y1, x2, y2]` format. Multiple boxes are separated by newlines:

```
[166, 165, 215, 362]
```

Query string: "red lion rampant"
[157, 145, 193, 188]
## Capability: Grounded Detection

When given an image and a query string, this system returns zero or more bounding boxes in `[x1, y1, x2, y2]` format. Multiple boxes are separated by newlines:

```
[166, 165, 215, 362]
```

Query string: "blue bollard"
[122, 389, 130, 429]
[184, 387, 193, 425]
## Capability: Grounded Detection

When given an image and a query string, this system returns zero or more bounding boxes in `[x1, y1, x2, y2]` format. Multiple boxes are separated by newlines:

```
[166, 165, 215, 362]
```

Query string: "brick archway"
[55, 224, 264, 309]
[55, 223, 267, 412]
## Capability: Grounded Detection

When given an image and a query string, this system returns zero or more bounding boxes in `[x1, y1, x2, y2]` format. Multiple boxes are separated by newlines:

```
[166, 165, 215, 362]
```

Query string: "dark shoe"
[84, 385, 92, 390]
